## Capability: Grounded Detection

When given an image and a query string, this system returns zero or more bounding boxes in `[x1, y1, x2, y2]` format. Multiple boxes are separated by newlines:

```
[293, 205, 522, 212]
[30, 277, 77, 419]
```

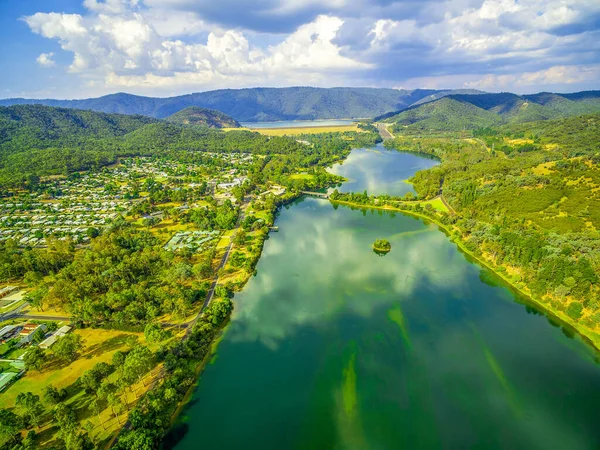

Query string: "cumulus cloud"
[24, 6, 367, 93]
[20, 0, 600, 95]
[36, 52, 56, 67]
[464, 65, 600, 90]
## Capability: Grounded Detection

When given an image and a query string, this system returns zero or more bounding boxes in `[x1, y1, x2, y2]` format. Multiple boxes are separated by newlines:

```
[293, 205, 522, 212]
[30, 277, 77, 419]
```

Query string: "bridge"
[301, 191, 329, 199]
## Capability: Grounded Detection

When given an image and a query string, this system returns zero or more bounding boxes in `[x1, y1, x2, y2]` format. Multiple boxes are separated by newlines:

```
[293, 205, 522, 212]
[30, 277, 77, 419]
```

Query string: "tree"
[23, 430, 37, 450]
[107, 394, 123, 421]
[0, 409, 22, 446]
[111, 350, 126, 368]
[31, 327, 46, 344]
[15, 392, 45, 428]
[44, 385, 67, 406]
[114, 428, 156, 450]
[234, 229, 247, 246]
[144, 323, 168, 344]
[79, 362, 114, 396]
[23, 271, 44, 287]
[24, 285, 48, 311]
[122, 346, 154, 387]
[53, 333, 84, 363]
[54, 403, 78, 435]
[23, 346, 46, 371]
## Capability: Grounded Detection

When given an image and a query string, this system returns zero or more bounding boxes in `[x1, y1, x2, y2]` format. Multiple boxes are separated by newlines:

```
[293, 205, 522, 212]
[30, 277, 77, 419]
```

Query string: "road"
[375, 123, 394, 140]
[436, 177, 456, 215]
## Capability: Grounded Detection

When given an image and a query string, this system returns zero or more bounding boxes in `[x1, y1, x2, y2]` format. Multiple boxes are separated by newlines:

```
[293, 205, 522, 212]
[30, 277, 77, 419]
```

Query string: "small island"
[372, 238, 392, 254]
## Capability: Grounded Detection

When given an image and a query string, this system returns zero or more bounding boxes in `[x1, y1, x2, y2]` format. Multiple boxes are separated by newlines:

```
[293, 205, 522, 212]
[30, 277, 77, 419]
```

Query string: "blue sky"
[1, 0, 599, 99]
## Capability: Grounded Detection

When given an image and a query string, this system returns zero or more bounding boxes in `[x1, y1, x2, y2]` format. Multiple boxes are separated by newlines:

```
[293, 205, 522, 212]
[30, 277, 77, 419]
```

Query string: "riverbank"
[330, 197, 600, 351]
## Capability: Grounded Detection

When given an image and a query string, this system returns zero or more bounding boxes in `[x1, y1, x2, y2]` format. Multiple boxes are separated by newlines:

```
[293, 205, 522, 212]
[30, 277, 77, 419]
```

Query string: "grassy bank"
[330, 198, 600, 351]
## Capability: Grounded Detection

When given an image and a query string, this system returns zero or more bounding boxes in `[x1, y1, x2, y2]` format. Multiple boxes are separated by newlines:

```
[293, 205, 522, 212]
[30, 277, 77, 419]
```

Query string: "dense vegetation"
[0, 105, 378, 189]
[0, 87, 483, 121]
[372, 239, 391, 253]
[165, 106, 240, 128]
[384, 113, 600, 341]
[114, 297, 232, 448]
[381, 91, 600, 132]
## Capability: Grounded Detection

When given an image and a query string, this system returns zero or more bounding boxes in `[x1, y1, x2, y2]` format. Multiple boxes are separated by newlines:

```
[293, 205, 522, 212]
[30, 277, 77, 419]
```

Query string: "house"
[0, 325, 19, 343]
[38, 335, 58, 349]
[55, 325, 72, 337]
[0, 286, 18, 299]
[38, 325, 71, 349]
[19, 323, 47, 345]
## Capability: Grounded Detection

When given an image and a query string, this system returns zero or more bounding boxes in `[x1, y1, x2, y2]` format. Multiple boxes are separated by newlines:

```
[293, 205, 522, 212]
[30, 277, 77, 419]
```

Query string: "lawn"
[253, 124, 361, 136]
[419, 197, 449, 212]
[289, 173, 315, 181]
[1, 328, 155, 448]
[1, 329, 142, 407]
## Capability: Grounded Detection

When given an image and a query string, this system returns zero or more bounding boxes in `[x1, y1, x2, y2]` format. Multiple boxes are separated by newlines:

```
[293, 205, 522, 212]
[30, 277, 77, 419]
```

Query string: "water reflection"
[228, 198, 470, 348]
[173, 150, 600, 450]
[328, 143, 439, 197]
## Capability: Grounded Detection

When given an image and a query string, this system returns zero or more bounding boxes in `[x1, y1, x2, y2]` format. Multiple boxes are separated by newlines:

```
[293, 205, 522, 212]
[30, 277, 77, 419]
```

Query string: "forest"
[384, 113, 600, 341]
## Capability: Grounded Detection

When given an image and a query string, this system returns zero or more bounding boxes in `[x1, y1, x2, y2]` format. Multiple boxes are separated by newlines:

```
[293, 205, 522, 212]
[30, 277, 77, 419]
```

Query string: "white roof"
[39, 335, 59, 349]
[56, 325, 72, 335]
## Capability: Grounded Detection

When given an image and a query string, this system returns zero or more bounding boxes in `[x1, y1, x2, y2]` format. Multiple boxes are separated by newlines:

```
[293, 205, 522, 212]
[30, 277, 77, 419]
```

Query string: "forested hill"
[0, 87, 483, 122]
[0, 104, 158, 149]
[0, 103, 379, 188]
[380, 91, 600, 132]
[165, 106, 240, 128]
[384, 112, 600, 345]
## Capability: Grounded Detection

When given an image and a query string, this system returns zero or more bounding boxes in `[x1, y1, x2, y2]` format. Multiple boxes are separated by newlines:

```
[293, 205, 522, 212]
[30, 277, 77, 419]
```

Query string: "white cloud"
[36, 52, 56, 67]
[464, 65, 600, 90]
[24, 5, 368, 94]
[19, 0, 600, 95]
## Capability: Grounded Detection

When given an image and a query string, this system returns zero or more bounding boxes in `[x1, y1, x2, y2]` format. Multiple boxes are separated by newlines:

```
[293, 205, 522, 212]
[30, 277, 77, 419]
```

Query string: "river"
[171, 145, 600, 449]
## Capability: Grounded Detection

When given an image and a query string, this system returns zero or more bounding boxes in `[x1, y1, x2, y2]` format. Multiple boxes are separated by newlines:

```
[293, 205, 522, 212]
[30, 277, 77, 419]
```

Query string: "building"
[39, 325, 72, 349]
[0, 286, 18, 299]
[0, 325, 19, 343]
[19, 323, 47, 345]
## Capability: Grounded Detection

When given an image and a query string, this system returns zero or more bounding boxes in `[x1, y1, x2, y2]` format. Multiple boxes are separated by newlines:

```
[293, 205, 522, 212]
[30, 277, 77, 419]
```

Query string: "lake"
[327, 142, 439, 197]
[241, 119, 355, 129]
[171, 146, 600, 449]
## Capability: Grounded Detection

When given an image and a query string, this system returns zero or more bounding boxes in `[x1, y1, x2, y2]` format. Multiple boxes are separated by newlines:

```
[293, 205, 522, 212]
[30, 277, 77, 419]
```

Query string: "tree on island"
[373, 239, 391, 253]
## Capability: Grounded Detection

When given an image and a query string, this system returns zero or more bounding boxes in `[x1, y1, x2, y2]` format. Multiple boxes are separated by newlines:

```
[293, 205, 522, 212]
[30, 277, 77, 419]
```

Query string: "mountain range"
[379, 91, 600, 132]
[0, 87, 483, 122]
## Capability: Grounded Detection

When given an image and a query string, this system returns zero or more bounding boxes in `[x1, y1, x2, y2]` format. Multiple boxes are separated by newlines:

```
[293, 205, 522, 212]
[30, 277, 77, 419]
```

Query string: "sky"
[0, 0, 599, 99]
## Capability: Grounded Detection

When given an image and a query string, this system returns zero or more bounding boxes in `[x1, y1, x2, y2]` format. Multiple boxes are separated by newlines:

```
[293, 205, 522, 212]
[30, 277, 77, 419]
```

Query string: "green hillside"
[384, 113, 600, 346]
[0, 104, 158, 150]
[386, 97, 501, 132]
[383, 91, 600, 131]
[165, 106, 240, 128]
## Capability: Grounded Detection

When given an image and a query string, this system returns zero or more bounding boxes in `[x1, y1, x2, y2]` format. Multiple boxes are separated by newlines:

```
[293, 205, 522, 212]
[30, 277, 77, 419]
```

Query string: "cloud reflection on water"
[328, 144, 439, 197]
[228, 199, 471, 348]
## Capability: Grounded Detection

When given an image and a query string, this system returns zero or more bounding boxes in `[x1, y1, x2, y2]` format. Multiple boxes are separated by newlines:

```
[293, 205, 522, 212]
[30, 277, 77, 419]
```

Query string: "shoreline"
[330, 198, 600, 352]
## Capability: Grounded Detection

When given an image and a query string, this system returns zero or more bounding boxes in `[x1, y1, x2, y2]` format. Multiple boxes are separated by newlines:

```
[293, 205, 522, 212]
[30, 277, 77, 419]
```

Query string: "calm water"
[172, 149, 600, 450]
[328, 143, 439, 197]
[241, 119, 354, 129]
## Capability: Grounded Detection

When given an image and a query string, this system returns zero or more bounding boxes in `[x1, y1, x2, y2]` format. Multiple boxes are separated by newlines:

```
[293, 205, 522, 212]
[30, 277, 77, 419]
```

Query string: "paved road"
[15, 314, 70, 321]
[376, 123, 394, 140]
[439, 194, 456, 215]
